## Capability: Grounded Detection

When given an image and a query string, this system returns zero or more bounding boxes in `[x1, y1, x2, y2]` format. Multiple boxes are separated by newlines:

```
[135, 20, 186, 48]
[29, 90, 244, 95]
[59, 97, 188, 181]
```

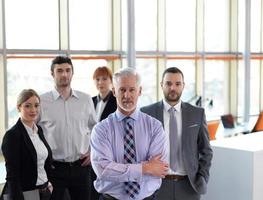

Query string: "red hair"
[93, 66, 113, 81]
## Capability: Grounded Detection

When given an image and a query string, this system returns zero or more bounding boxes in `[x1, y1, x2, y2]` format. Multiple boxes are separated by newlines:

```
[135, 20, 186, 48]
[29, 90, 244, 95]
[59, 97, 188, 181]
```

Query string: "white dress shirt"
[38, 89, 97, 162]
[23, 122, 48, 185]
[95, 98, 107, 121]
[163, 100, 187, 175]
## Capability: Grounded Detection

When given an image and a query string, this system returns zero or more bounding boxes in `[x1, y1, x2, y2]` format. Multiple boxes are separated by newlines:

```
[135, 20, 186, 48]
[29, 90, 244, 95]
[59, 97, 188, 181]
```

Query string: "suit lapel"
[157, 101, 164, 127]
[17, 119, 37, 164]
[181, 102, 188, 143]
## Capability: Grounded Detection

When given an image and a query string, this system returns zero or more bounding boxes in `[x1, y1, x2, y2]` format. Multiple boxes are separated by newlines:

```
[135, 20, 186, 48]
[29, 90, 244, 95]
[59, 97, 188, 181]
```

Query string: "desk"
[203, 132, 263, 200]
[215, 117, 257, 139]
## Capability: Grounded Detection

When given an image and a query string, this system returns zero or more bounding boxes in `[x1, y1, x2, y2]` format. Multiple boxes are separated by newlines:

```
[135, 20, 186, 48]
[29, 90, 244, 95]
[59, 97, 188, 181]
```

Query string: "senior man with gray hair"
[90, 67, 168, 200]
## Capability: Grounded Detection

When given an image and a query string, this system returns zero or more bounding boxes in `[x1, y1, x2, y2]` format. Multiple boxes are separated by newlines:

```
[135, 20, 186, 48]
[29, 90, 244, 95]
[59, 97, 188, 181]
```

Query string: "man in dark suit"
[141, 67, 213, 200]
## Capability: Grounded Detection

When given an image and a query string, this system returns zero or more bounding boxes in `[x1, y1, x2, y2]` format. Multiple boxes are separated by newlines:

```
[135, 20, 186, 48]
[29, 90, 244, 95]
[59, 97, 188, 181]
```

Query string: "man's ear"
[17, 105, 21, 112]
[138, 86, 142, 96]
[112, 87, 116, 97]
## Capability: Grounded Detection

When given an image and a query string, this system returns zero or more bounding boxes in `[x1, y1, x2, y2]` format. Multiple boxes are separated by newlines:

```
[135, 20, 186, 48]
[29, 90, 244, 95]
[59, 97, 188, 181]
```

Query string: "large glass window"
[204, 60, 227, 118]
[238, 0, 245, 52]
[136, 59, 157, 107]
[7, 58, 52, 127]
[5, 0, 59, 49]
[69, 0, 111, 50]
[135, 0, 157, 50]
[250, 60, 260, 115]
[204, 0, 229, 51]
[166, 0, 196, 52]
[251, 0, 261, 52]
[71, 59, 107, 95]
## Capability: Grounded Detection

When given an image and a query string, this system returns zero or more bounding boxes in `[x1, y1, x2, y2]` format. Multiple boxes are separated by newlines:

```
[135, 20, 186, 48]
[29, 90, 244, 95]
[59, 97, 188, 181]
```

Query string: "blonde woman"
[1, 89, 52, 200]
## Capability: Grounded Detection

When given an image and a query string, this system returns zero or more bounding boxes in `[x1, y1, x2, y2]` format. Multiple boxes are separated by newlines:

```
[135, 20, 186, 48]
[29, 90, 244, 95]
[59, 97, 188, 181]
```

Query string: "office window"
[136, 59, 157, 107]
[204, 0, 229, 51]
[121, 0, 128, 51]
[166, 59, 196, 102]
[5, 0, 59, 49]
[7, 58, 52, 127]
[135, 0, 157, 50]
[250, 60, 260, 115]
[251, 0, 261, 52]
[71, 59, 107, 96]
[69, 0, 111, 50]
[238, 0, 245, 52]
[237, 60, 245, 117]
[166, 0, 196, 52]
[237, 60, 260, 117]
[204, 60, 226, 118]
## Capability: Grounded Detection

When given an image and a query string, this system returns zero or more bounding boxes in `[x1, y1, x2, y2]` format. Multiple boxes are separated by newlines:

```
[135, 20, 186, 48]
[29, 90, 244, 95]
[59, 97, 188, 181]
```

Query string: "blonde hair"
[17, 89, 40, 107]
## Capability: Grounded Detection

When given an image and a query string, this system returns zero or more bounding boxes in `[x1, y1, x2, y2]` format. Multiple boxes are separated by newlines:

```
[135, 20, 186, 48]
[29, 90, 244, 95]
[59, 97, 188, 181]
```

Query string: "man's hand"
[80, 151, 91, 166]
[142, 155, 168, 178]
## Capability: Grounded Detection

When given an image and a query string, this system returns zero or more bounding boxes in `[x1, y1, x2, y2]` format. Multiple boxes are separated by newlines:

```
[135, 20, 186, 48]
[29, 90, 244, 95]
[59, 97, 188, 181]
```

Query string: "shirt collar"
[22, 121, 38, 137]
[163, 99, 182, 113]
[115, 108, 140, 122]
[52, 88, 79, 100]
[97, 91, 112, 102]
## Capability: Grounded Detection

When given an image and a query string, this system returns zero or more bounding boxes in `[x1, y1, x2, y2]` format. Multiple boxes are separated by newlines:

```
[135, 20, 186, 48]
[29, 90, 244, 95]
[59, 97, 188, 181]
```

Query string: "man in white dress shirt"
[38, 56, 97, 200]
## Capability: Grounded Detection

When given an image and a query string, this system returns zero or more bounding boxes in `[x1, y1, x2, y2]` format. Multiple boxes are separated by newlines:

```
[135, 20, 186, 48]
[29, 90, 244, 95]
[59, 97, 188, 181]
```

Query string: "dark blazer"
[1, 118, 52, 200]
[92, 91, 117, 121]
[141, 101, 213, 195]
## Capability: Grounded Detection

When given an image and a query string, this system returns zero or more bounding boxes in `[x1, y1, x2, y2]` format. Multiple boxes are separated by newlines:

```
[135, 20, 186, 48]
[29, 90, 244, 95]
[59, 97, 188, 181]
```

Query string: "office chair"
[207, 120, 220, 140]
[221, 114, 235, 128]
[252, 112, 263, 132]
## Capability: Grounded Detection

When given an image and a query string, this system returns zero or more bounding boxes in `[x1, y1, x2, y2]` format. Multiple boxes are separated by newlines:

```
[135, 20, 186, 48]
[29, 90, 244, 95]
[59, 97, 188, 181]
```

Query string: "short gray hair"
[113, 67, 141, 86]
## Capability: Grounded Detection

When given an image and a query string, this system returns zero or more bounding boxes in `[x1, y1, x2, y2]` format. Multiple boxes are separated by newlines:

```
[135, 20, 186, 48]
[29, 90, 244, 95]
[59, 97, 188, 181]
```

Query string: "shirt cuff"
[128, 163, 142, 182]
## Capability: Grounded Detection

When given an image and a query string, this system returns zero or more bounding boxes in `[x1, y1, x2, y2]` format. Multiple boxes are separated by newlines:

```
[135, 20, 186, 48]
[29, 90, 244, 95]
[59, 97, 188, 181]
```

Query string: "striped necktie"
[169, 107, 178, 171]
[123, 117, 140, 199]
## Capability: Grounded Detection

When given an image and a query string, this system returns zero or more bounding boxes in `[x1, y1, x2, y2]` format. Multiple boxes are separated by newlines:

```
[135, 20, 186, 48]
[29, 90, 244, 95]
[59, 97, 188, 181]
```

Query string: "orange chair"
[207, 120, 220, 140]
[252, 112, 263, 132]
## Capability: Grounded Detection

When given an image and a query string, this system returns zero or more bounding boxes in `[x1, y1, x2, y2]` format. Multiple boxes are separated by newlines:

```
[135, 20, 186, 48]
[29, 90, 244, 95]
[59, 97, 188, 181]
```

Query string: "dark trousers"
[156, 178, 200, 200]
[39, 189, 51, 200]
[90, 166, 100, 200]
[49, 161, 93, 200]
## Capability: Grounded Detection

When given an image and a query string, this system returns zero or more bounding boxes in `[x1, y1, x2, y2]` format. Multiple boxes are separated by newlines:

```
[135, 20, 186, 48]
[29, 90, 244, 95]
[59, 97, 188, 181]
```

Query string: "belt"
[102, 191, 157, 200]
[52, 159, 82, 167]
[36, 182, 49, 193]
[101, 194, 117, 200]
[165, 174, 187, 181]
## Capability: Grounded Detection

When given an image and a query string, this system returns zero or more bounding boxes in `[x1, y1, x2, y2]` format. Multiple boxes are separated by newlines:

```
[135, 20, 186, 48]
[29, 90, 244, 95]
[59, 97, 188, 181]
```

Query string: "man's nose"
[124, 91, 131, 98]
[170, 84, 177, 90]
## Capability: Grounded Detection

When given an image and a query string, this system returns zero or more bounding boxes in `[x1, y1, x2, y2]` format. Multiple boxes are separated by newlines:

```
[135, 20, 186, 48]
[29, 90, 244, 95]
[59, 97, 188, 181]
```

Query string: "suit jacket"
[141, 101, 213, 194]
[92, 91, 117, 121]
[1, 118, 52, 200]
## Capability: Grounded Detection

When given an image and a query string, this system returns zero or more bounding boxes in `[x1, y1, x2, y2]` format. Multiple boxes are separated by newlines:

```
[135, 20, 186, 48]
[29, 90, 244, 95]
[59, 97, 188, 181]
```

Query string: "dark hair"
[51, 56, 74, 72]
[162, 67, 184, 81]
[17, 89, 40, 107]
[93, 66, 113, 82]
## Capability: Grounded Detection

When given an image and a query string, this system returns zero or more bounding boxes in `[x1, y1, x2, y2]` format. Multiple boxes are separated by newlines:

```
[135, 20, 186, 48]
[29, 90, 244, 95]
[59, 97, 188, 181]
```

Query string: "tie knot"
[169, 107, 176, 113]
[124, 117, 133, 124]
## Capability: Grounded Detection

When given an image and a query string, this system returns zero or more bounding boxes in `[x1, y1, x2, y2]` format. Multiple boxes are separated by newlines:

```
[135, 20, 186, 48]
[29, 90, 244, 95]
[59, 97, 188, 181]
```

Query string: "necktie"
[123, 117, 140, 199]
[169, 107, 178, 171]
